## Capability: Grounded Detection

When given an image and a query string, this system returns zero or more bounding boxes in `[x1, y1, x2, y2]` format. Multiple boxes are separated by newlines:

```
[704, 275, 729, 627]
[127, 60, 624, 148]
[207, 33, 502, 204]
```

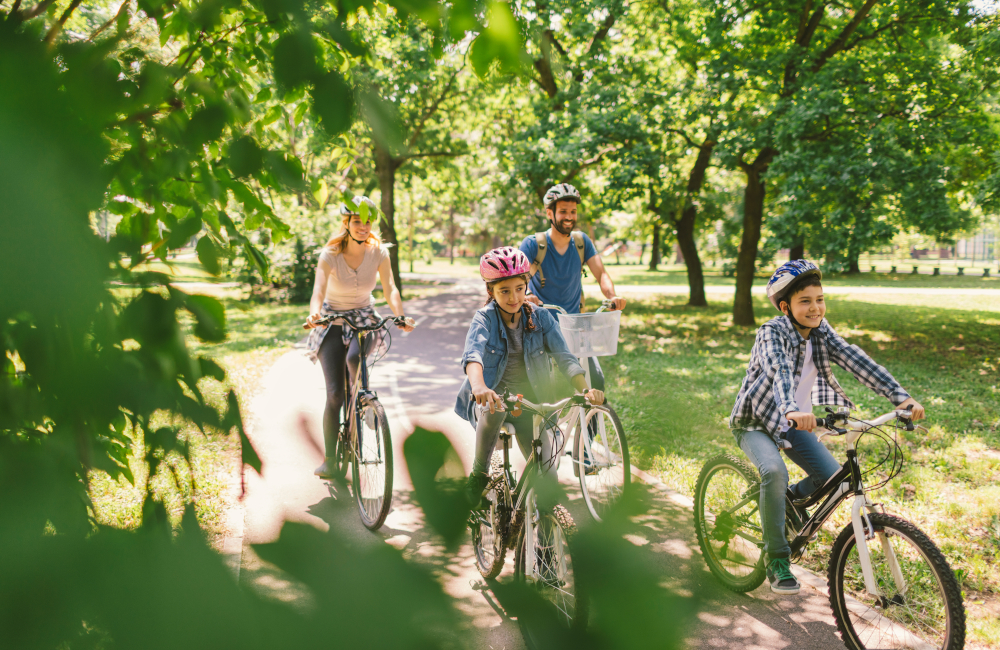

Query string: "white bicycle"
[542, 301, 630, 522]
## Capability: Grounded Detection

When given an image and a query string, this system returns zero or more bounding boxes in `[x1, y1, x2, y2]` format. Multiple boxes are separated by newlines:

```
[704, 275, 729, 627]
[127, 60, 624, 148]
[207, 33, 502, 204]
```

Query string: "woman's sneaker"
[465, 471, 489, 510]
[766, 557, 801, 594]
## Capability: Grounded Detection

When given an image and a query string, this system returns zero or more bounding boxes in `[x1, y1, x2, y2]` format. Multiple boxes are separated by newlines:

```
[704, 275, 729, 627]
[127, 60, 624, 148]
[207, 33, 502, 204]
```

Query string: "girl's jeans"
[737, 428, 842, 559]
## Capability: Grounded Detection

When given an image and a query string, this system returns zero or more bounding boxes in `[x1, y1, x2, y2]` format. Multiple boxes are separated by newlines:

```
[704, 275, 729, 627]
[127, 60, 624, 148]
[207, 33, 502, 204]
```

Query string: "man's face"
[546, 200, 578, 235]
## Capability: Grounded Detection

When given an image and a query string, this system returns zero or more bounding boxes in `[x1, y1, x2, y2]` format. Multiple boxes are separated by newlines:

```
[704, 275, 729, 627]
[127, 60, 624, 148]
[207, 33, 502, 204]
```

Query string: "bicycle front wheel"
[573, 405, 630, 521]
[693, 454, 766, 592]
[472, 452, 510, 579]
[514, 498, 587, 649]
[828, 512, 965, 650]
[351, 398, 393, 530]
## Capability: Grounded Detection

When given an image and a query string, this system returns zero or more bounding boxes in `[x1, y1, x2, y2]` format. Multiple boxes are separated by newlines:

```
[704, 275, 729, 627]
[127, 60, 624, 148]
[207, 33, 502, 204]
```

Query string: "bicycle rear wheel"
[514, 496, 587, 649]
[351, 398, 393, 530]
[828, 512, 965, 650]
[573, 404, 630, 521]
[693, 454, 766, 592]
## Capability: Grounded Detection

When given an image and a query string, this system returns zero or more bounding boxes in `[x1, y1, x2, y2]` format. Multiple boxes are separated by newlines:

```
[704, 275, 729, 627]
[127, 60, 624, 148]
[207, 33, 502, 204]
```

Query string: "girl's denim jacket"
[454, 302, 585, 424]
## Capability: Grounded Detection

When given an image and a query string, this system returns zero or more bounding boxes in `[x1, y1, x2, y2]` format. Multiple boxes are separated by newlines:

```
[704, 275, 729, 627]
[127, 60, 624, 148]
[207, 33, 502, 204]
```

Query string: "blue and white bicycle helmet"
[766, 260, 822, 311]
[543, 183, 581, 207]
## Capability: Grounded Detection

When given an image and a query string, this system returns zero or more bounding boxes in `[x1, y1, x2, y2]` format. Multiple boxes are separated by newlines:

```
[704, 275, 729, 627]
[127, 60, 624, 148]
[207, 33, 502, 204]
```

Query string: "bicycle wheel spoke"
[578, 407, 629, 521]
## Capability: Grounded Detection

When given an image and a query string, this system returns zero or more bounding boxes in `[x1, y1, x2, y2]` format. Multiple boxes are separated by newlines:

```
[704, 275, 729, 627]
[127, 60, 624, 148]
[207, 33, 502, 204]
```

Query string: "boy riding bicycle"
[730, 260, 924, 594]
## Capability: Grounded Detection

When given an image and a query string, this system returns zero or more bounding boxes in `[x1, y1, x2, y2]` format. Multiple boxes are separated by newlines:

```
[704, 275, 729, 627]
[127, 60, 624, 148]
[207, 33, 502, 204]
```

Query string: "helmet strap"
[781, 302, 809, 331]
[350, 235, 368, 245]
[494, 300, 521, 326]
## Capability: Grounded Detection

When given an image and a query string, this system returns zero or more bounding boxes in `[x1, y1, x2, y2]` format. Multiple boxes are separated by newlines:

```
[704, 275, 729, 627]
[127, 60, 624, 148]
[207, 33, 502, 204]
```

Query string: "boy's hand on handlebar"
[898, 398, 925, 421]
[583, 388, 604, 405]
[304, 313, 326, 330]
[525, 294, 542, 306]
[786, 410, 816, 432]
[472, 385, 504, 414]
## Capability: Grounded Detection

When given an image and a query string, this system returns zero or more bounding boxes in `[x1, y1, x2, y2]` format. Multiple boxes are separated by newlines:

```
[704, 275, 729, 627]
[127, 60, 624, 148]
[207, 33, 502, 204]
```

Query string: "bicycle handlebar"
[304, 314, 413, 332]
[792, 406, 919, 438]
[505, 390, 589, 415]
[540, 298, 619, 315]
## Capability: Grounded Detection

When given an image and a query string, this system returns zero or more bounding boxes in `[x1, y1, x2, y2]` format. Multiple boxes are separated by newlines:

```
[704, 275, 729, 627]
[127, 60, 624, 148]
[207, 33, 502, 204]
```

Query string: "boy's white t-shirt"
[784, 340, 818, 432]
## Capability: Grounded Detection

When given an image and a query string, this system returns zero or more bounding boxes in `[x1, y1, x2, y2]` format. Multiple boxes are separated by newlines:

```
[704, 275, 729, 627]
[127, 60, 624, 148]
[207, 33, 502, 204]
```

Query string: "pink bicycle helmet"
[480, 246, 530, 281]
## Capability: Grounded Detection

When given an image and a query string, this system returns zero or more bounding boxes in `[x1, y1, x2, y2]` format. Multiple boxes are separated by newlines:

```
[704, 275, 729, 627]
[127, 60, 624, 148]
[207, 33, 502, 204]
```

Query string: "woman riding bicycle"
[730, 259, 924, 595]
[304, 196, 415, 479]
[456, 246, 603, 507]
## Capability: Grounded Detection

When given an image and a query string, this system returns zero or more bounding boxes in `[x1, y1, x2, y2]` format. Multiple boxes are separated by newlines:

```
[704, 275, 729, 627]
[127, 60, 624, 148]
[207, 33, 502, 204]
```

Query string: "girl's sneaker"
[766, 557, 801, 594]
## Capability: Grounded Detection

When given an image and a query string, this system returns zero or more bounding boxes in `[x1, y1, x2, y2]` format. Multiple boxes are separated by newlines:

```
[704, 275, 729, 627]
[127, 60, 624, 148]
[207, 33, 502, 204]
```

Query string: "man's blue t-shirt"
[519, 232, 598, 314]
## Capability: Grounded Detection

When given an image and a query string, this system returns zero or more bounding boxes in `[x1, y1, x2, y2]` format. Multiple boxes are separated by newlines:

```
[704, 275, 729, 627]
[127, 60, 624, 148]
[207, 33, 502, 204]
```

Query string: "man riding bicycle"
[518, 183, 626, 393]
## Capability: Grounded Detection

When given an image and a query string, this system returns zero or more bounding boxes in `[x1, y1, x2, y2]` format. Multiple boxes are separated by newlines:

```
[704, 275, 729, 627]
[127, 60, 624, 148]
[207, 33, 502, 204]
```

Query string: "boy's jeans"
[737, 428, 842, 559]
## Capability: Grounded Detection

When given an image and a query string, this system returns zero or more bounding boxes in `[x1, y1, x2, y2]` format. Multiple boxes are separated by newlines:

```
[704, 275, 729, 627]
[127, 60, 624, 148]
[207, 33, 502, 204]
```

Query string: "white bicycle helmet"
[340, 196, 380, 223]
[766, 260, 822, 311]
[543, 183, 581, 208]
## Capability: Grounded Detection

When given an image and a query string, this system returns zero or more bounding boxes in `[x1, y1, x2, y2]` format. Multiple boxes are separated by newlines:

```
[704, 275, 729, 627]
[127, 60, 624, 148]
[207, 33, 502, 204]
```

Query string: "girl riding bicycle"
[456, 247, 604, 506]
[730, 259, 924, 595]
[304, 196, 415, 479]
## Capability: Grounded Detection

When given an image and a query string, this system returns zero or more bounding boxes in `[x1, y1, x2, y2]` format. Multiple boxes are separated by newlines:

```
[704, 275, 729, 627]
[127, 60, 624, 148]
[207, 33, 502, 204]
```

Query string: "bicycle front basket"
[558, 311, 621, 358]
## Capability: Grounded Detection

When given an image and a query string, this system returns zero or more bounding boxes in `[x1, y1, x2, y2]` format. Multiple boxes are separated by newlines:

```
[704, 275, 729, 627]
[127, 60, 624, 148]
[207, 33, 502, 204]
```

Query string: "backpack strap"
[572, 231, 588, 311]
[530, 232, 548, 287]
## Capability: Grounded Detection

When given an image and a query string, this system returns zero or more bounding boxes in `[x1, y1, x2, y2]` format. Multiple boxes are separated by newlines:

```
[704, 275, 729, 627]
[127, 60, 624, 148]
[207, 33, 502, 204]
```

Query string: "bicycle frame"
[722, 409, 912, 598]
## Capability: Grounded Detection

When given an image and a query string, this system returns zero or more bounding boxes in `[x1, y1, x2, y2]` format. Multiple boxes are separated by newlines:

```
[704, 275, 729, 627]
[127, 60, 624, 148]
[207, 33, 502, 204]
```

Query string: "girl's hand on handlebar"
[584, 388, 604, 405]
[472, 385, 504, 414]
[898, 398, 925, 421]
[304, 313, 326, 330]
[786, 410, 816, 432]
[396, 316, 416, 333]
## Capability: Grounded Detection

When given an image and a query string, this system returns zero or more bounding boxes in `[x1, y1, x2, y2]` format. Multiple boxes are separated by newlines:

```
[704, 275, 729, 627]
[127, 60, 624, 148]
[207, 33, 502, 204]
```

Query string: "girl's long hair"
[325, 214, 382, 254]
[485, 273, 537, 331]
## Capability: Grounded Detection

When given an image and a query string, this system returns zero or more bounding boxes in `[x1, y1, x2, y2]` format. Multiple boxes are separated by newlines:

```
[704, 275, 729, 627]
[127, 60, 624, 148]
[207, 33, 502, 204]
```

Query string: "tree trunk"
[733, 160, 771, 326]
[789, 242, 804, 261]
[448, 207, 455, 264]
[676, 203, 706, 306]
[375, 142, 403, 295]
[649, 220, 661, 271]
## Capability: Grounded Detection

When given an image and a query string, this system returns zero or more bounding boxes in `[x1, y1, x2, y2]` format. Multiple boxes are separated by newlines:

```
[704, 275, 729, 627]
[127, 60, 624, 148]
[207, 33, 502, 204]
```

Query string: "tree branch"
[561, 145, 617, 185]
[10, 0, 23, 14]
[88, 0, 130, 41]
[811, 0, 880, 73]
[400, 151, 464, 161]
[44, 0, 84, 45]
[585, 9, 616, 57]
[783, 2, 827, 93]
[21, 0, 57, 19]
[407, 62, 464, 150]
[664, 127, 699, 149]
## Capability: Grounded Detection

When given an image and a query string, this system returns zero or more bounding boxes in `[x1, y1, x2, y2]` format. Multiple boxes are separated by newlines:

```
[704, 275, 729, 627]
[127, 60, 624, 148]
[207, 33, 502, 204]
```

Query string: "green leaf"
[198, 357, 226, 381]
[254, 87, 272, 103]
[186, 104, 229, 148]
[243, 242, 270, 281]
[196, 235, 221, 275]
[228, 136, 264, 178]
[184, 293, 227, 342]
[402, 428, 470, 550]
[265, 151, 305, 191]
[273, 31, 318, 91]
[311, 178, 329, 208]
[293, 102, 308, 126]
[310, 71, 353, 136]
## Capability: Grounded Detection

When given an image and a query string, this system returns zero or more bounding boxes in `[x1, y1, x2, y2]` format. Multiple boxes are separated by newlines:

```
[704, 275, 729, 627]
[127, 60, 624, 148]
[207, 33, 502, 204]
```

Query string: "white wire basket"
[557, 311, 621, 358]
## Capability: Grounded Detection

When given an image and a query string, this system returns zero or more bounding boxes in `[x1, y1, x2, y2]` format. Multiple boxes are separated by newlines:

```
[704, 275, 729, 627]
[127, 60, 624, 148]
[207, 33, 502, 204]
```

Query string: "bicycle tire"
[693, 454, 766, 592]
[351, 398, 393, 530]
[514, 502, 588, 649]
[472, 452, 509, 579]
[573, 404, 630, 522]
[828, 512, 965, 650]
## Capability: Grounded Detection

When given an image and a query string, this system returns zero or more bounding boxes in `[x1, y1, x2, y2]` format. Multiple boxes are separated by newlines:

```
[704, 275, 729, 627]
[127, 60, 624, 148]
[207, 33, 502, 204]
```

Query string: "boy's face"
[781, 284, 825, 328]
[492, 277, 527, 313]
[546, 200, 578, 235]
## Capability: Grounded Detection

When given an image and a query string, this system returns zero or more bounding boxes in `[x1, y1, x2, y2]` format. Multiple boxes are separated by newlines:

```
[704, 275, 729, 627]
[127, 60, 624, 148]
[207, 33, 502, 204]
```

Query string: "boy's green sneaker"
[766, 557, 801, 594]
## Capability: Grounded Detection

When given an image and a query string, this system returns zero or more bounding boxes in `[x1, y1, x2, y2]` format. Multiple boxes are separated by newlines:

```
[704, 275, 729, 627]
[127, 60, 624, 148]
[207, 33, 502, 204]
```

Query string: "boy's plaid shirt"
[730, 315, 910, 440]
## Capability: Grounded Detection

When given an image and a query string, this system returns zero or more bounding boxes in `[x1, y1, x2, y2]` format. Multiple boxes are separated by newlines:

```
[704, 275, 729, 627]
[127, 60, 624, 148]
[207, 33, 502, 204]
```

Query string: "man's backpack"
[529, 231, 588, 311]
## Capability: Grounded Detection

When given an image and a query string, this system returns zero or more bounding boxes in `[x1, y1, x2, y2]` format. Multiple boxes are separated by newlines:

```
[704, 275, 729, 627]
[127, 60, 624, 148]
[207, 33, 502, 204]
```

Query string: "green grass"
[600, 292, 1000, 645]
[586, 264, 1000, 289]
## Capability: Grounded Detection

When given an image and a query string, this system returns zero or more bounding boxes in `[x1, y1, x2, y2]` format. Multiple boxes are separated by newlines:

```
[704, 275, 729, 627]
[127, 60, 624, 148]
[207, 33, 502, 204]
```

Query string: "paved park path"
[235, 280, 854, 650]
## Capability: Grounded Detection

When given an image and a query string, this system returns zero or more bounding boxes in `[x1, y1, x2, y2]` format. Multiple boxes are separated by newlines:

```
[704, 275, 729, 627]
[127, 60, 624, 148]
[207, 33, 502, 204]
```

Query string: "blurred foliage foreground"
[0, 20, 694, 650]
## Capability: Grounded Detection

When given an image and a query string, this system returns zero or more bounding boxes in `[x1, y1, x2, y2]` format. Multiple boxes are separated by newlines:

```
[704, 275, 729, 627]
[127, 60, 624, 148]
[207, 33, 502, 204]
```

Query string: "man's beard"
[552, 219, 575, 235]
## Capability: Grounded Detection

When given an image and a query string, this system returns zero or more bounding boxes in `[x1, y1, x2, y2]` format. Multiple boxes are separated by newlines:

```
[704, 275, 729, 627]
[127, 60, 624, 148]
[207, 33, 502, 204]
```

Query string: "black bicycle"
[312, 313, 409, 531]
[694, 407, 965, 650]
[470, 391, 591, 649]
